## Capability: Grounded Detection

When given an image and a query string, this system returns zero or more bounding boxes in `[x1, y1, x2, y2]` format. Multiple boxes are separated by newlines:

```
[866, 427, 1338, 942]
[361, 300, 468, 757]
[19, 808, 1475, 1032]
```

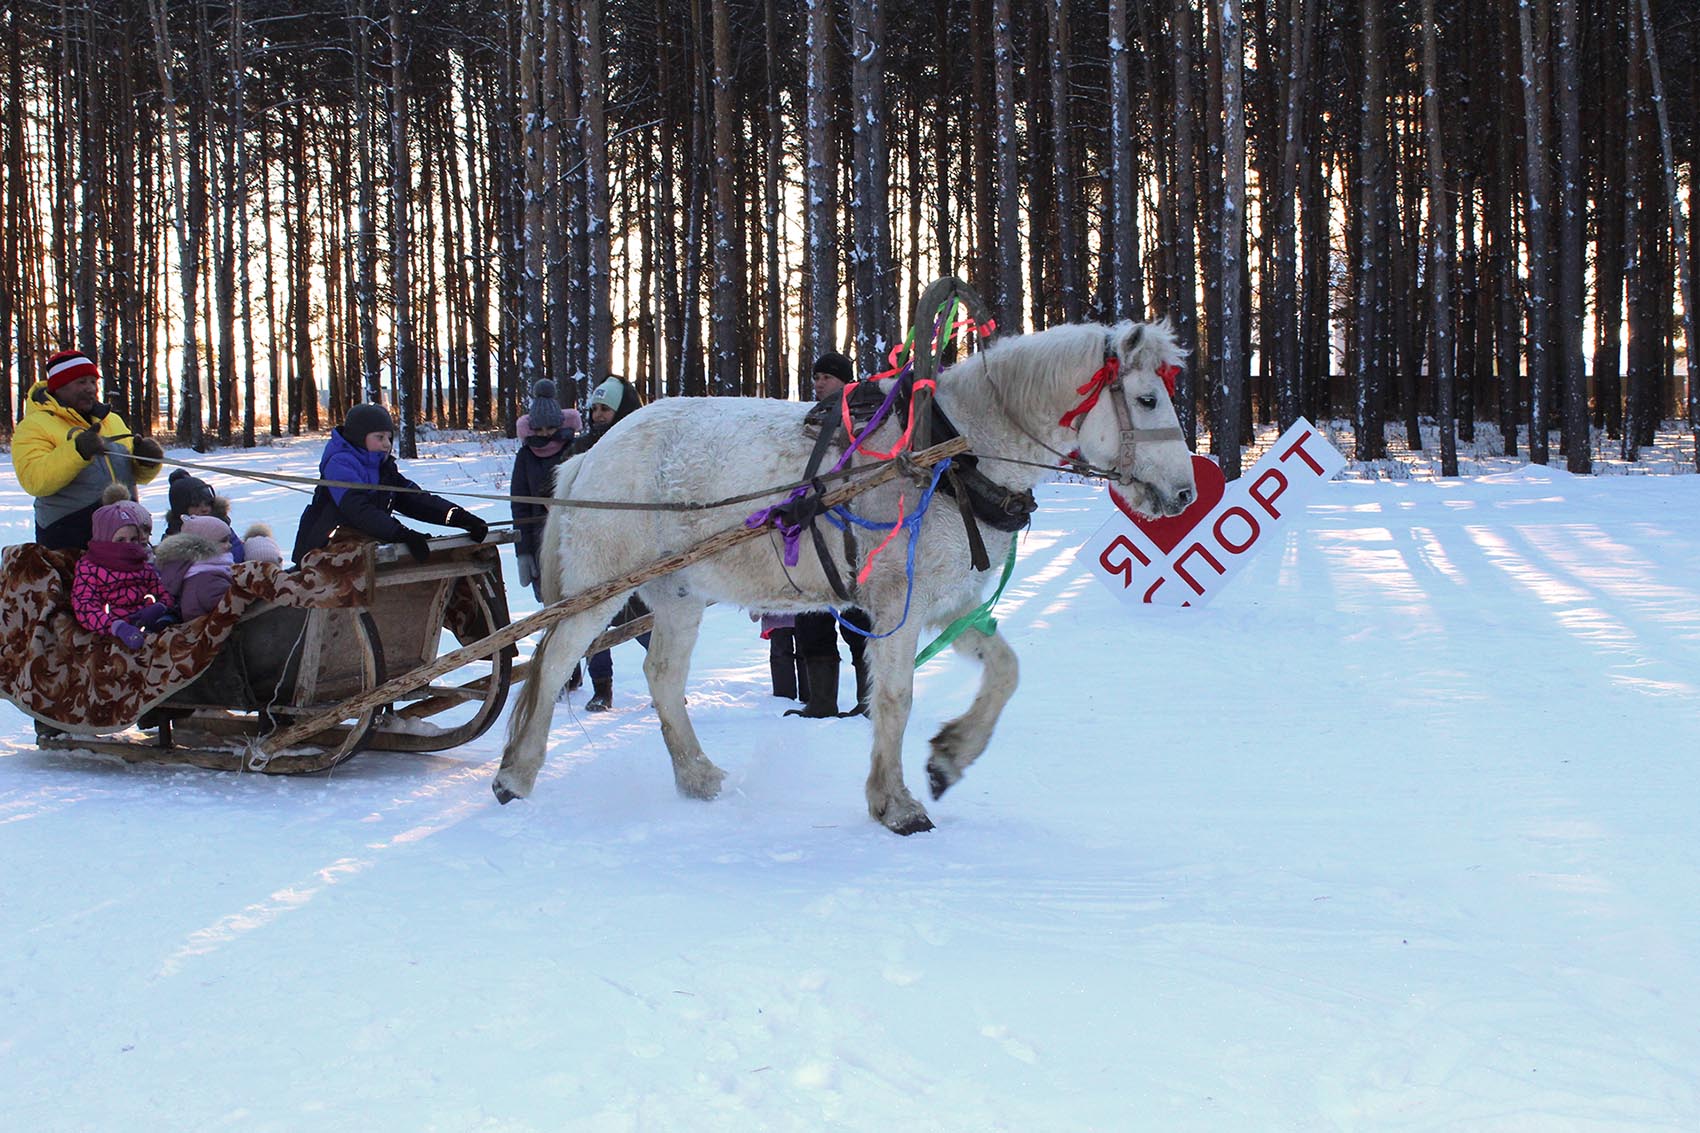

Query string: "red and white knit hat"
[45, 349, 99, 393]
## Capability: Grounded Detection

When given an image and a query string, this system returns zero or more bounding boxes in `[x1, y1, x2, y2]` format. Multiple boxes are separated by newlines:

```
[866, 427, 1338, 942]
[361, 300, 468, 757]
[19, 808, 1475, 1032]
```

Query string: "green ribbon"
[914, 538, 1020, 668]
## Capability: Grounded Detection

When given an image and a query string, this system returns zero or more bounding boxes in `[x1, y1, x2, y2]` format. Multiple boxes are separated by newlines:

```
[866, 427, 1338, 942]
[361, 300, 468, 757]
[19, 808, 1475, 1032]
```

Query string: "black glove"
[446, 507, 489, 542]
[400, 529, 432, 563]
[130, 435, 164, 468]
[73, 428, 105, 460]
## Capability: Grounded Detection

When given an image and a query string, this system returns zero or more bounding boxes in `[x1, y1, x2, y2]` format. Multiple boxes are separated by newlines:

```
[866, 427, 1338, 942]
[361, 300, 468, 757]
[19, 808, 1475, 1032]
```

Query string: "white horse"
[493, 319, 1196, 834]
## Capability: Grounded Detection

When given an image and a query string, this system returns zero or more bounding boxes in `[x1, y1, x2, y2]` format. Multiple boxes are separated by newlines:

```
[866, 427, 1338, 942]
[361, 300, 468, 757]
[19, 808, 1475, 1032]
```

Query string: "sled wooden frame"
[40, 435, 966, 774]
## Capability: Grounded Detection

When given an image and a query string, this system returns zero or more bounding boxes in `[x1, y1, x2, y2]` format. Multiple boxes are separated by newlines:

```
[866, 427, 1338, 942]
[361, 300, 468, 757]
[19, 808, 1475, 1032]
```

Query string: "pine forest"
[0, 0, 1694, 473]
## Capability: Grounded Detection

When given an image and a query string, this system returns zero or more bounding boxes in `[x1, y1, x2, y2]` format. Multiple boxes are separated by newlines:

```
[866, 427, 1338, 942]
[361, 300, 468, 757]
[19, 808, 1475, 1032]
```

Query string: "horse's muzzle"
[1160, 485, 1196, 517]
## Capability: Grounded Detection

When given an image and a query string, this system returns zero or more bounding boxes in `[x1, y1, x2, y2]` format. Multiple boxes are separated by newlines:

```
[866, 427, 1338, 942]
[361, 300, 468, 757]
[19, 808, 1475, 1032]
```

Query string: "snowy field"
[2, 426, 1698, 1132]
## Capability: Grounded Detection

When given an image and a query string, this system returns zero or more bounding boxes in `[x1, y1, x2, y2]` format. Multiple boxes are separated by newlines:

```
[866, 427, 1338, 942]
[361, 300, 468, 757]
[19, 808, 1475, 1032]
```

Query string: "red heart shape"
[1110, 454, 1225, 554]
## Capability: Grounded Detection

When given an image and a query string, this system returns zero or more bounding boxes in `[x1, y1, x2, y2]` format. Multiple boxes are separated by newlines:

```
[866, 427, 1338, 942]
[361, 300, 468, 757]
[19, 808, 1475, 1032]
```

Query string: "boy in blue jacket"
[292, 404, 487, 563]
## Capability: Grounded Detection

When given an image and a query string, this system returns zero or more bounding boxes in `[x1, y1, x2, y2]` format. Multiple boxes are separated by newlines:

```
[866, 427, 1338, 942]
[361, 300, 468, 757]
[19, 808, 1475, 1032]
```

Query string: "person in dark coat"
[575, 376, 649, 712]
[292, 403, 489, 564]
[510, 379, 576, 599]
[788, 353, 874, 718]
[512, 379, 582, 692]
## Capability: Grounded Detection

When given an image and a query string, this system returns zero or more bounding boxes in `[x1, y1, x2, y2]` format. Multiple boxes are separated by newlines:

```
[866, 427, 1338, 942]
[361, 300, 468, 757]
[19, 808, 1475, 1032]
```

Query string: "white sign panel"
[1083, 418, 1346, 607]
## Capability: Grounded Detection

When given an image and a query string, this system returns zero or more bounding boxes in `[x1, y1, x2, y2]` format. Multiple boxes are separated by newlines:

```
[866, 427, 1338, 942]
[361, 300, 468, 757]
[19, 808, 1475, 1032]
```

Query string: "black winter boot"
[567, 662, 584, 692]
[785, 655, 841, 718]
[586, 677, 614, 712]
[769, 630, 800, 699]
[845, 651, 872, 717]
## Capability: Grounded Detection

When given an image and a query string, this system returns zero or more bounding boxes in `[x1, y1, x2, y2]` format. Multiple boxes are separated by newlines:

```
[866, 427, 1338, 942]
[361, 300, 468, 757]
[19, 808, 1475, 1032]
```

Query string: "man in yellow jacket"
[11, 349, 165, 549]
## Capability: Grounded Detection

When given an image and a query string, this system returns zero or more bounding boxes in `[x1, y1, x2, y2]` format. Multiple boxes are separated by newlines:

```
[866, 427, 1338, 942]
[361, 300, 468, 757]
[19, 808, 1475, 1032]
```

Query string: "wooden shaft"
[261, 436, 968, 754]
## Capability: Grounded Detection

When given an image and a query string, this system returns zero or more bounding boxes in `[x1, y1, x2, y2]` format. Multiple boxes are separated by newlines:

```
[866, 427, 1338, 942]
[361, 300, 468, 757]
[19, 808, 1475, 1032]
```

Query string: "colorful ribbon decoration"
[1057, 356, 1121, 430]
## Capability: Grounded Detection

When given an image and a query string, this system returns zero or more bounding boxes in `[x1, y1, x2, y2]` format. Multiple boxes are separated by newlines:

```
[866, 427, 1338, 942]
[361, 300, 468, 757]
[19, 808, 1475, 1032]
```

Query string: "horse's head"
[1070, 320, 1197, 518]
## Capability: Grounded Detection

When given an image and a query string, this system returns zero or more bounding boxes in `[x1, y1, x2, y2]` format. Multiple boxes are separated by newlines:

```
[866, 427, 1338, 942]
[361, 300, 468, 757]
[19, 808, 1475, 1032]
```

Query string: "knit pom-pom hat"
[527, 379, 565, 431]
[168, 468, 216, 514]
[242, 523, 284, 565]
[45, 349, 99, 393]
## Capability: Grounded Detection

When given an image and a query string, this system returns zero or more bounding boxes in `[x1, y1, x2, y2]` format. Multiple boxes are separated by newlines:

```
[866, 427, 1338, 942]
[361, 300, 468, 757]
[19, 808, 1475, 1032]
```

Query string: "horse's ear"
[1120, 319, 1186, 375]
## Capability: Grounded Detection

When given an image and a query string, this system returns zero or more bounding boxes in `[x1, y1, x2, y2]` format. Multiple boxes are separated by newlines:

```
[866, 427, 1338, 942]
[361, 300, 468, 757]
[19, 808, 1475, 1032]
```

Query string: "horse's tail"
[537, 454, 586, 606]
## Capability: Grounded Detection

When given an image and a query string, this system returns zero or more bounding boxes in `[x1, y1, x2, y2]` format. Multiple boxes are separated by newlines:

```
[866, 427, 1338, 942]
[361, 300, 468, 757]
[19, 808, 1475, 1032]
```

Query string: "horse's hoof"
[491, 780, 519, 805]
[926, 759, 961, 800]
[888, 811, 936, 836]
[675, 757, 726, 801]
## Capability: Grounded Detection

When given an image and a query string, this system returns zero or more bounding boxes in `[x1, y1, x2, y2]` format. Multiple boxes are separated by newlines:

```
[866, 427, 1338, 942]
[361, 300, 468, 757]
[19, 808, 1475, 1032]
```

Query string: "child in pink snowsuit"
[70, 498, 169, 650]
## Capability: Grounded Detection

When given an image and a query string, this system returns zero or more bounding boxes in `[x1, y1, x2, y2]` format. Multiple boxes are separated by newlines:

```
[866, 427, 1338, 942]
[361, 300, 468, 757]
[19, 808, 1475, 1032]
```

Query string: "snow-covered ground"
[2, 428, 1698, 1132]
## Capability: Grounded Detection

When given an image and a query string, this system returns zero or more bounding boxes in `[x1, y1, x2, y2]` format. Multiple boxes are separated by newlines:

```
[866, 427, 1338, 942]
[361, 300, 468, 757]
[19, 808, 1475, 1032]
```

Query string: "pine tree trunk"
[388, 4, 416, 457]
[1633, 0, 1699, 466]
[804, 0, 837, 365]
[1553, 0, 1588, 470]
[1170, 0, 1199, 445]
[1216, 0, 1246, 479]
[1421, 0, 1457, 475]
[1272, 0, 1312, 432]
[707, 0, 742, 395]
[147, 0, 204, 448]
[1047, 0, 1081, 323]
[991, 0, 1023, 331]
[762, 0, 786, 398]
[1106, 0, 1143, 322]
[579, 0, 612, 392]
[1516, 0, 1554, 464]
[1353, 0, 1388, 461]
[850, 0, 893, 365]
[230, 0, 255, 446]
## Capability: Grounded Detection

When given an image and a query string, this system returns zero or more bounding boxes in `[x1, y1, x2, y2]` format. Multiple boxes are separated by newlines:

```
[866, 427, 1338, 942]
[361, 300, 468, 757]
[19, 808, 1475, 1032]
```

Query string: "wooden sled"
[38, 534, 517, 774]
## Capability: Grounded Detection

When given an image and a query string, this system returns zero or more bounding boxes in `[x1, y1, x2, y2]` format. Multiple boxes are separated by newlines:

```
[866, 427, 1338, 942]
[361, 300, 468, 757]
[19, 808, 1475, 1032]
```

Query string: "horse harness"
[782, 379, 1035, 600]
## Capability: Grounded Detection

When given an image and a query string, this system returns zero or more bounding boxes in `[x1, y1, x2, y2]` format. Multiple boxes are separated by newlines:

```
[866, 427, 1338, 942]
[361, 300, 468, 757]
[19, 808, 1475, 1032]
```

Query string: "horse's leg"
[863, 622, 934, 835]
[492, 598, 624, 804]
[641, 601, 725, 800]
[925, 626, 1019, 800]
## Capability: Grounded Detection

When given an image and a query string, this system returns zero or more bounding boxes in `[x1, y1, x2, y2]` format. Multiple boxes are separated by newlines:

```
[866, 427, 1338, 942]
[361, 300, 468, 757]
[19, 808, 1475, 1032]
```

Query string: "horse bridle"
[979, 326, 1187, 485]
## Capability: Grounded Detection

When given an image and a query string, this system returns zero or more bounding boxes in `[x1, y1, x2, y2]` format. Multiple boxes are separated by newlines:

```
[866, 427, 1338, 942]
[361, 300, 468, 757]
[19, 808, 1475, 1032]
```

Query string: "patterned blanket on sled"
[0, 537, 375, 732]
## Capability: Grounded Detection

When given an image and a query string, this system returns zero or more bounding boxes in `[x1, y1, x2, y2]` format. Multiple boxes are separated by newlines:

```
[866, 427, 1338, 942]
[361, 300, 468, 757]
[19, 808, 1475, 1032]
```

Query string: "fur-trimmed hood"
[154, 530, 224, 567]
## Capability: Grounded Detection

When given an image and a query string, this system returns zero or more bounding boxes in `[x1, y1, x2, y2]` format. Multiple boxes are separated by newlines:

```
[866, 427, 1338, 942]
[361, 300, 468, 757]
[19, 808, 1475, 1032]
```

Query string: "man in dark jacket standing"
[788, 352, 874, 718]
[292, 403, 488, 563]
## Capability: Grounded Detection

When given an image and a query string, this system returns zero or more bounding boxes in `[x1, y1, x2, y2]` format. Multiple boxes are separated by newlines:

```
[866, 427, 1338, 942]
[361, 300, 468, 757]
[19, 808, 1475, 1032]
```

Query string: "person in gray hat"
[565, 374, 649, 711]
